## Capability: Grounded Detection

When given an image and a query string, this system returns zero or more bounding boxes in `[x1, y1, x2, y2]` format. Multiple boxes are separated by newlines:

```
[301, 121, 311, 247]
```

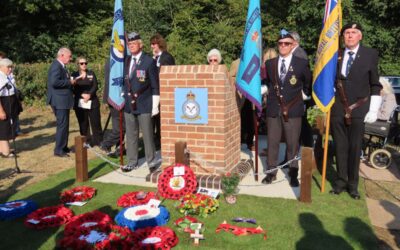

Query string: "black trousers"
[266, 116, 302, 176]
[74, 106, 103, 146]
[331, 117, 364, 192]
[241, 99, 255, 146]
[101, 105, 125, 148]
[152, 112, 161, 145]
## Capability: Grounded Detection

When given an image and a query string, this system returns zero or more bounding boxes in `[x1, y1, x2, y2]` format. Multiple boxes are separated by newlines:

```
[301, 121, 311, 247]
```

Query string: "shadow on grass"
[15, 133, 55, 152]
[344, 217, 384, 250]
[0, 175, 33, 202]
[88, 162, 108, 179]
[296, 213, 353, 250]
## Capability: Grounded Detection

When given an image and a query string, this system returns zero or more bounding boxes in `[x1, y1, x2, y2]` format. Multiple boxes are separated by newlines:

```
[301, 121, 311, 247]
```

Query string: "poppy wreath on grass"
[158, 163, 197, 200]
[115, 204, 170, 231]
[59, 224, 135, 249]
[60, 186, 96, 203]
[0, 200, 38, 220]
[174, 216, 201, 234]
[176, 193, 219, 218]
[131, 226, 179, 250]
[64, 210, 113, 236]
[24, 205, 74, 229]
[117, 191, 157, 207]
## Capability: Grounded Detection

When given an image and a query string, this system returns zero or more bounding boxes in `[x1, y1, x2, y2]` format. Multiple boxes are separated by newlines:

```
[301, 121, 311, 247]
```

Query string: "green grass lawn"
[0, 158, 379, 250]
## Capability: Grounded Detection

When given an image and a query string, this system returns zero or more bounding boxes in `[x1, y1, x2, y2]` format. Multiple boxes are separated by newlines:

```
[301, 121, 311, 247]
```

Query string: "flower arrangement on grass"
[176, 193, 219, 218]
[60, 186, 96, 203]
[117, 191, 157, 207]
[24, 205, 74, 229]
[131, 226, 179, 250]
[64, 210, 113, 235]
[221, 172, 240, 196]
[158, 164, 197, 200]
[174, 216, 203, 234]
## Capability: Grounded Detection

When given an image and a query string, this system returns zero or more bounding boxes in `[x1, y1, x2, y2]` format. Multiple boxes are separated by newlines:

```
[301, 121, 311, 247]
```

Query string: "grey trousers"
[266, 116, 302, 175]
[124, 112, 155, 167]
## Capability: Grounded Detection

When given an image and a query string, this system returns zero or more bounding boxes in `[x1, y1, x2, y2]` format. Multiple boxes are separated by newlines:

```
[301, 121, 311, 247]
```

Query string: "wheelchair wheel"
[370, 149, 391, 169]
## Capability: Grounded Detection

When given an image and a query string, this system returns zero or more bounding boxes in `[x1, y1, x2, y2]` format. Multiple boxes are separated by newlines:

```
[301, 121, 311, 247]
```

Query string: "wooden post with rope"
[175, 141, 189, 166]
[300, 147, 315, 203]
[75, 136, 88, 182]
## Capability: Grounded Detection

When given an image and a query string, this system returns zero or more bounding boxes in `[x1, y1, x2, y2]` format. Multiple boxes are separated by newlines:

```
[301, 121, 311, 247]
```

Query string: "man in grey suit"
[47, 47, 80, 157]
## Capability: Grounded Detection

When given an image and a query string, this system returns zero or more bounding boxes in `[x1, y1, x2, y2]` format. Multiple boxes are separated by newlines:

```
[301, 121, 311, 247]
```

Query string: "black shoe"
[121, 164, 138, 172]
[63, 147, 71, 153]
[149, 164, 161, 173]
[290, 177, 299, 187]
[54, 153, 70, 158]
[329, 188, 344, 195]
[261, 174, 277, 184]
[349, 191, 361, 200]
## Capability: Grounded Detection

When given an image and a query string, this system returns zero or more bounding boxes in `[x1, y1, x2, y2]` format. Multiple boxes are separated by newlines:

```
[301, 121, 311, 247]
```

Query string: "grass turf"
[0, 158, 379, 250]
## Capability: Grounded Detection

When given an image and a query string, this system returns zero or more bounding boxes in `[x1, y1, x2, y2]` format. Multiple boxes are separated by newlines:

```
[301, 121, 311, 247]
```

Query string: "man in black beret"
[262, 29, 312, 187]
[122, 31, 161, 173]
[330, 23, 382, 199]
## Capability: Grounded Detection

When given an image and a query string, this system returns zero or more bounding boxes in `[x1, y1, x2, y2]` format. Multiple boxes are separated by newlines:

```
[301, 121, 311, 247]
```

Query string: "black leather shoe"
[54, 153, 70, 158]
[290, 177, 299, 187]
[329, 188, 344, 195]
[63, 147, 71, 153]
[261, 175, 277, 184]
[349, 192, 361, 200]
[121, 164, 138, 172]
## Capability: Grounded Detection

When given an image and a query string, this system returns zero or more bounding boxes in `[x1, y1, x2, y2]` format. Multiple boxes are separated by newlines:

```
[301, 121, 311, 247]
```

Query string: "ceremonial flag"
[236, 0, 262, 114]
[312, 0, 342, 112]
[108, 0, 125, 110]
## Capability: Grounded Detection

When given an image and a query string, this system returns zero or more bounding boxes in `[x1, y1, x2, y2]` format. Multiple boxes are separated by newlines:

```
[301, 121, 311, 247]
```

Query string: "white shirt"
[129, 52, 142, 76]
[278, 53, 293, 77]
[341, 44, 360, 76]
[0, 71, 15, 96]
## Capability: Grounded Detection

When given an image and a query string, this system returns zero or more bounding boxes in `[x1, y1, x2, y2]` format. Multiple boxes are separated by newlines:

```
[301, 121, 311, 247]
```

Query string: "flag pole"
[320, 109, 331, 192]
[253, 105, 259, 181]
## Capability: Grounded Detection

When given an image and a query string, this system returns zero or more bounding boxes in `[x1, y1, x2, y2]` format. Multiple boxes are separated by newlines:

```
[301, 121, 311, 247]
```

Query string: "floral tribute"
[115, 204, 170, 231]
[176, 193, 219, 218]
[131, 226, 179, 250]
[64, 210, 113, 235]
[59, 224, 135, 249]
[0, 200, 38, 220]
[221, 172, 240, 196]
[60, 186, 96, 203]
[24, 205, 74, 229]
[158, 164, 197, 200]
[215, 221, 267, 240]
[174, 216, 202, 234]
[117, 191, 157, 207]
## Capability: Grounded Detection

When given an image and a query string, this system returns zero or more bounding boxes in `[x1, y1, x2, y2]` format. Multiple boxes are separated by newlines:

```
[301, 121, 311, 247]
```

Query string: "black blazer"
[331, 45, 381, 118]
[159, 51, 175, 66]
[46, 60, 74, 109]
[123, 53, 160, 114]
[265, 56, 312, 118]
[71, 70, 100, 109]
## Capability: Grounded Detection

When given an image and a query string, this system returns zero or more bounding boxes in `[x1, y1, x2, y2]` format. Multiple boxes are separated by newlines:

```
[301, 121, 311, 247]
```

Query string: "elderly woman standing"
[207, 49, 222, 65]
[0, 58, 18, 157]
[71, 57, 103, 146]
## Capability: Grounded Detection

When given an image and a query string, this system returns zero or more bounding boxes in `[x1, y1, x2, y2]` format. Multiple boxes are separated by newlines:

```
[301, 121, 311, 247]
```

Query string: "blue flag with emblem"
[108, 0, 125, 110]
[236, 0, 262, 114]
[312, 0, 342, 112]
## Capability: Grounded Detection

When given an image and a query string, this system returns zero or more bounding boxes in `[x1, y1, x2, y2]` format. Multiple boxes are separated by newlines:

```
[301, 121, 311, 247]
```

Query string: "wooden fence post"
[175, 141, 189, 166]
[75, 136, 88, 182]
[300, 147, 314, 203]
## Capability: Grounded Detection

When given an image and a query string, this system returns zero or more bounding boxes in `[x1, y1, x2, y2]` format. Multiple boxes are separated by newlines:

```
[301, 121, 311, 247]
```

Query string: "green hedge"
[14, 62, 106, 106]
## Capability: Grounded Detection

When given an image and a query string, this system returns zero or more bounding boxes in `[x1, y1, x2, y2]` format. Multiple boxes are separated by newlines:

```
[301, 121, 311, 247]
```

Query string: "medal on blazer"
[289, 75, 297, 85]
[137, 70, 146, 82]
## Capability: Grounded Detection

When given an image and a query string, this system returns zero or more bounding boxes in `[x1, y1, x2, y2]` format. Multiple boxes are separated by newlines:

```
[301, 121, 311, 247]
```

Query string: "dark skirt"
[0, 95, 18, 140]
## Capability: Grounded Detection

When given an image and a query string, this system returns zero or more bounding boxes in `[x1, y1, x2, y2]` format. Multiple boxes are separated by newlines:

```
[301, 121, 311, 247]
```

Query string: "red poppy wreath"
[59, 224, 135, 249]
[158, 164, 197, 200]
[60, 186, 96, 203]
[117, 191, 157, 207]
[64, 210, 113, 236]
[131, 226, 179, 250]
[24, 205, 74, 230]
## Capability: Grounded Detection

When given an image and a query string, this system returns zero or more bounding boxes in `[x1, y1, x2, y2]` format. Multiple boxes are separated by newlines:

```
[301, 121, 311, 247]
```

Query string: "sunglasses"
[79, 62, 88, 65]
[278, 42, 292, 47]
[209, 59, 218, 63]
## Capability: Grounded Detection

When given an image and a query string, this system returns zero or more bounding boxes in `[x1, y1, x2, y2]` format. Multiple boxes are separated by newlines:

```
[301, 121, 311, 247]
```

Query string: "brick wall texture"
[159, 65, 240, 175]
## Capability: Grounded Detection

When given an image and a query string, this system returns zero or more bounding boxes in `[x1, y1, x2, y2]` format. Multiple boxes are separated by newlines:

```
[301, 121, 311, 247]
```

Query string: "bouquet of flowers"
[221, 172, 240, 196]
[176, 193, 219, 218]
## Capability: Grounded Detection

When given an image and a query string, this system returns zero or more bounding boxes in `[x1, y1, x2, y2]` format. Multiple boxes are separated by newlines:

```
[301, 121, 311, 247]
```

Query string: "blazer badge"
[289, 75, 297, 85]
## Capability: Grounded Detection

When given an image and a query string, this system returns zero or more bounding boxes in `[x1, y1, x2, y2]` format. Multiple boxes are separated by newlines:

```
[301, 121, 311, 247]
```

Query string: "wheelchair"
[363, 105, 400, 169]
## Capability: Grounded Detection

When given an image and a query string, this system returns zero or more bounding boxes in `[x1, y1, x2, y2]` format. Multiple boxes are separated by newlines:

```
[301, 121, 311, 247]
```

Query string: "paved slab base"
[360, 161, 400, 182]
[366, 198, 400, 230]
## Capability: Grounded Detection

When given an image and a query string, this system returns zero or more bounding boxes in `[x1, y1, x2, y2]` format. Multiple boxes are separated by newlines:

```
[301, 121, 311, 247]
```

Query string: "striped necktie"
[130, 58, 137, 78]
[345, 51, 354, 76]
[279, 59, 286, 82]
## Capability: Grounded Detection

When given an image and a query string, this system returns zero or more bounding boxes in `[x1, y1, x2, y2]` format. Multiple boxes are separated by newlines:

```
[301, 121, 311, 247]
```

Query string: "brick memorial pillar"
[153, 65, 240, 187]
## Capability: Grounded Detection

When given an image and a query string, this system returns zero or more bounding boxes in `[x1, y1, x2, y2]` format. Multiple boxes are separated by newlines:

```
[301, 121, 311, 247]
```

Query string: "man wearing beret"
[122, 32, 160, 173]
[262, 29, 312, 187]
[330, 23, 382, 199]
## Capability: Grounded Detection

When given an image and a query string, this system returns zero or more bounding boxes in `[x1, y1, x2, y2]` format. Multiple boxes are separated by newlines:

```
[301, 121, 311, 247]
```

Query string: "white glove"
[364, 95, 382, 123]
[302, 90, 311, 100]
[261, 85, 268, 95]
[152, 95, 160, 116]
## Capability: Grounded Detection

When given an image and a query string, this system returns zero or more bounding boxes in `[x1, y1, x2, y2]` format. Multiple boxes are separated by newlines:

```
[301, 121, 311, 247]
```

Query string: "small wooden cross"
[190, 223, 204, 246]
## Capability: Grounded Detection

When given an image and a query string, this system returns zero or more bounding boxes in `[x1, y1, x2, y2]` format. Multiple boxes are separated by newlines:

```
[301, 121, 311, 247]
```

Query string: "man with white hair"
[207, 49, 222, 65]
[290, 31, 308, 61]
[47, 47, 80, 157]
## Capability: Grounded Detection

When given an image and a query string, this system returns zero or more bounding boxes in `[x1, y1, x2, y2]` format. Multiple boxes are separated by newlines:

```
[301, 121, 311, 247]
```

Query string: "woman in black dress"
[71, 57, 103, 146]
[0, 58, 18, 157]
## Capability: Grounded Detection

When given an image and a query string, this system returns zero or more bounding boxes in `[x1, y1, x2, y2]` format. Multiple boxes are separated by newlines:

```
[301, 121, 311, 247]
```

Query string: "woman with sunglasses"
[71, 57, 103, 146]
[207, 49, 222, 65]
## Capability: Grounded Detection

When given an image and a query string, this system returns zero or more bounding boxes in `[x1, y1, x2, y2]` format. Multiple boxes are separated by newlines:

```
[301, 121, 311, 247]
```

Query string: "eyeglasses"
[79, 62, 88, 65]
[278, 42, 292, 47]
[209, 59, 218, 63]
